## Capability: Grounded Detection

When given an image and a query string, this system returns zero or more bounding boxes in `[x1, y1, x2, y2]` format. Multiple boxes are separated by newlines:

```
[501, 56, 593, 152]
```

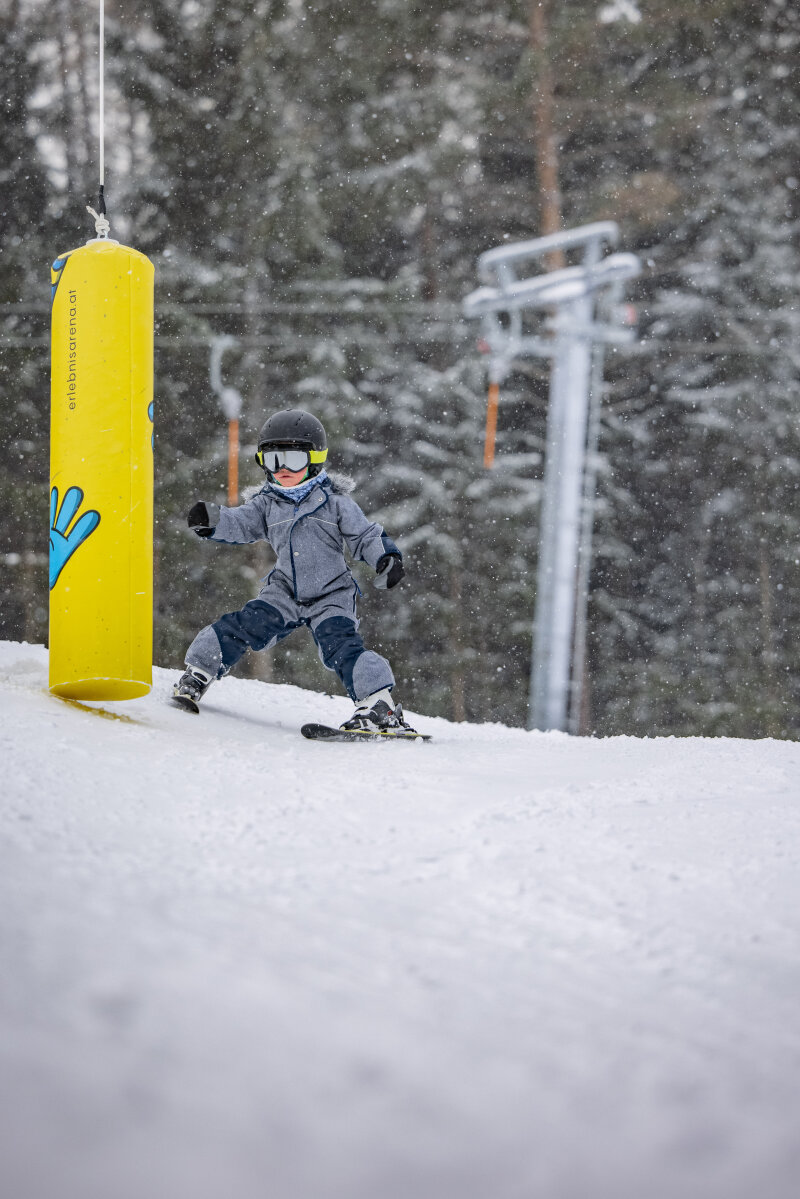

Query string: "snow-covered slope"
[1, 639, 799, 1199]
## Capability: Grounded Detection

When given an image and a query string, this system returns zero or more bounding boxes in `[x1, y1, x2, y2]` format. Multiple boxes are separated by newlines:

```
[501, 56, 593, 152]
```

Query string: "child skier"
[173, 408, 417, 735]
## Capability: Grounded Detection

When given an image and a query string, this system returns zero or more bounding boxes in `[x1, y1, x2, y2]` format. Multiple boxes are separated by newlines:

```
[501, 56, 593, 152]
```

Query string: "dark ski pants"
[185, 581, 394, 702]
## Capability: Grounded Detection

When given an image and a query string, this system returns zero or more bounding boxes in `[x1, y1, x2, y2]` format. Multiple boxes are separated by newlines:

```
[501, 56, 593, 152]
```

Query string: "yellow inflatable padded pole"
[49, 239, 154, 700]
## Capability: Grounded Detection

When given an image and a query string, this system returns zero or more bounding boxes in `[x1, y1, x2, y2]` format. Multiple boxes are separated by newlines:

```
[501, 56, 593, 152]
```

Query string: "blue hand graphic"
[49, 486, 101, 590]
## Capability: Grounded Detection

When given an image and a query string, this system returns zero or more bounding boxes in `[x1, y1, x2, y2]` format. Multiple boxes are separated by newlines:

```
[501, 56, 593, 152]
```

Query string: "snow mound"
[1, 639, 799, 1199]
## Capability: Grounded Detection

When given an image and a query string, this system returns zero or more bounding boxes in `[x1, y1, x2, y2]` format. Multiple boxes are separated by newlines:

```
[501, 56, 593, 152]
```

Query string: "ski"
[301, 722, 430, 743]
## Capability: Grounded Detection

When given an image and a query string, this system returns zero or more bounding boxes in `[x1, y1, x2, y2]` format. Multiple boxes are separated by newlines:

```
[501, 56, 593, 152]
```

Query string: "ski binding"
[171, 688, 201, 714]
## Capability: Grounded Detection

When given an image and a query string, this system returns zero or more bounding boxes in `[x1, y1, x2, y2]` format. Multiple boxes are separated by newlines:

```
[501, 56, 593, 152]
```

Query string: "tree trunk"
[758, 541, 779, 736]
[449, 563, 466, 722]
[529, 1, 565, 270]
[421, 206, 438, 303]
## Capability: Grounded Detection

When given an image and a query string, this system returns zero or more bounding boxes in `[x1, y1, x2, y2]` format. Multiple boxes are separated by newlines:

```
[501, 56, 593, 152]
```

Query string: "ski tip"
[301, 723, 344, 740]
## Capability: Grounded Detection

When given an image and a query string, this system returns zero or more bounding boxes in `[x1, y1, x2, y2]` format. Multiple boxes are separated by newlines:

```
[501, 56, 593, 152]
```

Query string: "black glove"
[187, 500, 220, 538]
[374, 553, 405, 590]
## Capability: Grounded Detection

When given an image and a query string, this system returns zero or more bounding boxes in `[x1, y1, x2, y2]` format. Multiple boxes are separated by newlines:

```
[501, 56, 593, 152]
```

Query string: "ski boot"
[171, 666, 212, 713]
[340, 688, 418, 736]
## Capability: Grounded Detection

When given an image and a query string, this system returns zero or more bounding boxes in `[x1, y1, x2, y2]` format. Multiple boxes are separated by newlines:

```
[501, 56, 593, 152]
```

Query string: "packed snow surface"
[1, 640, 799, 1199]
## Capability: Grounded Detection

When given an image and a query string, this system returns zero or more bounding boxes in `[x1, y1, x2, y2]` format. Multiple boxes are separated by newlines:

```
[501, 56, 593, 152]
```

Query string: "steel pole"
[568, 339, 606, 734]
[529, 294, 593, 730]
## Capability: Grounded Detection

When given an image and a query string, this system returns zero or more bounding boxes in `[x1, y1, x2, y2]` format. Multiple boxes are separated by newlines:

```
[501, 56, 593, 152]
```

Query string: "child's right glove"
[374, 553, 405, 589]
[187, 501, 220, 538]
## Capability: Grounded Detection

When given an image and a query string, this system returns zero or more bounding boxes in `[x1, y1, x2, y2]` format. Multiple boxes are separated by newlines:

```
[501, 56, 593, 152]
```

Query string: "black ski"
[301, 722, 430, 743]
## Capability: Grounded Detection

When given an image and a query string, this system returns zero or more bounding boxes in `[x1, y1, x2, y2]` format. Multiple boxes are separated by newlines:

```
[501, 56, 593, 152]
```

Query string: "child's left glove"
[374, 553, 405, 589]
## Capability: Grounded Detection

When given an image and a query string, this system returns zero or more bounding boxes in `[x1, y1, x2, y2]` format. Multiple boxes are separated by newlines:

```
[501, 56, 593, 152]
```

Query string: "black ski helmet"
[255, 409, 328, 478]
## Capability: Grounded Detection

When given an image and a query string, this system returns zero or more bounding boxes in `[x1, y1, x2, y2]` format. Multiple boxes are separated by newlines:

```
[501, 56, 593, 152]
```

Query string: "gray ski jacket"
[206, 476, 400, 603]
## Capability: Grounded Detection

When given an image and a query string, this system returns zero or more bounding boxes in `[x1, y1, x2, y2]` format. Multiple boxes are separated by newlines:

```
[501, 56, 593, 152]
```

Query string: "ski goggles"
[256, 446, 327, 472]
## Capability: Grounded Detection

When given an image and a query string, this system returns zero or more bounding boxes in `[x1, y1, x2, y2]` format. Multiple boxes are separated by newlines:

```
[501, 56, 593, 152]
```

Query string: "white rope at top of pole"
[87, 0, 109, 238]
[99, 0, 105, 190]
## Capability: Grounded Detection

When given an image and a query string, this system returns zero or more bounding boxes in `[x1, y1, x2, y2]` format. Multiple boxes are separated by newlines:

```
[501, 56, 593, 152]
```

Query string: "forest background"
[2, 0, 799, 736]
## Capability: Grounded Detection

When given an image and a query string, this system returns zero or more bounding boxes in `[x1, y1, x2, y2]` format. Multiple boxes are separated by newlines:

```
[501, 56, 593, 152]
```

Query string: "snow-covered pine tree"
[585, 0, 800, 736]
[0, 0, 61, 646]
